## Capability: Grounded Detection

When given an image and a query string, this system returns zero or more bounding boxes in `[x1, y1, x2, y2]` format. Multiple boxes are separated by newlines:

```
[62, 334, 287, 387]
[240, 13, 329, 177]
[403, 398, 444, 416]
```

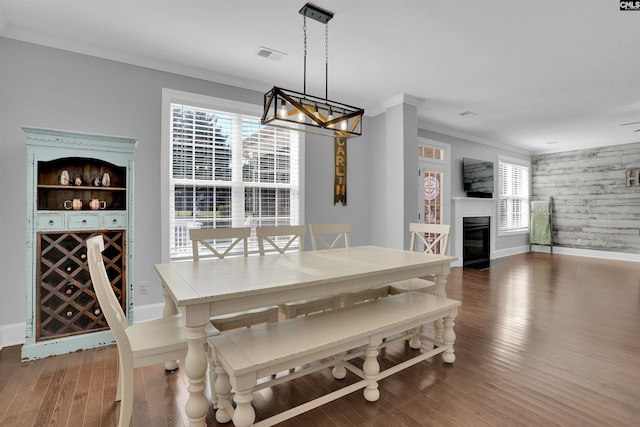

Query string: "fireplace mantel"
[452, 197, 497, 267]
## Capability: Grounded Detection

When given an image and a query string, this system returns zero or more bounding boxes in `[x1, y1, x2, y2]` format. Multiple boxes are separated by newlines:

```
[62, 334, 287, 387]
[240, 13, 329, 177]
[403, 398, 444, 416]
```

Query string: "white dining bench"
[209, 292, 461, 427]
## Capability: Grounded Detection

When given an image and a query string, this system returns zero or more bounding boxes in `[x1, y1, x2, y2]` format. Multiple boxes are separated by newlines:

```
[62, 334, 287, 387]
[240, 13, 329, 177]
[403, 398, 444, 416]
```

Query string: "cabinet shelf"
[38, 185, 127, 191]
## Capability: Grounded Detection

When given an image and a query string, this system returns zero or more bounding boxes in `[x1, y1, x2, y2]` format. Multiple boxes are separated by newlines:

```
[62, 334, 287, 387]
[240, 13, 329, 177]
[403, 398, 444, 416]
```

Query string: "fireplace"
[453, 197, 496, 268]
[463, 217, 490, 269]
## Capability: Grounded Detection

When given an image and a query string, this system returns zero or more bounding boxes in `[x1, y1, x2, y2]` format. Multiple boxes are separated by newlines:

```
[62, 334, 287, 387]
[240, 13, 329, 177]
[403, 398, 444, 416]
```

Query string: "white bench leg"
[442, 312, 457, 363]
[408, 327, 421, 349]
[362, 344, 380, 402]
[232, 388, 255, 427]
[214, 359, 232, 423]
[332, 352, 347, 379]
[208, 346, 218, 409]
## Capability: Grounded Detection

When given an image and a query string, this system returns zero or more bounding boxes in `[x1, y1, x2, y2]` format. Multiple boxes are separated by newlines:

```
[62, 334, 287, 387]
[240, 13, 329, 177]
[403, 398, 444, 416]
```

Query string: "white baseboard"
[452, 244, 639, 268]
[132, 302, 166, 323]
[0, 322, 26, 350]
[1, 303, 168, 352]
[494, 245, 530, 259]
[531, 245, 640, 262]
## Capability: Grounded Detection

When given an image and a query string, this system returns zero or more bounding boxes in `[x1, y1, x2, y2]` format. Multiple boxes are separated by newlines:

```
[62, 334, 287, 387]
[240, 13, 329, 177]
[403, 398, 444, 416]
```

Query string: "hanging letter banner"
[334, 136, 347, 205]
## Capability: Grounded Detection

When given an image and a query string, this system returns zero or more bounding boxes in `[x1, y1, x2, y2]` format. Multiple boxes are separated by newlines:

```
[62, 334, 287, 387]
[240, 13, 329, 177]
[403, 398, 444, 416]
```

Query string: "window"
[162, 90, 302, 261]
[498, 156, 530, 234]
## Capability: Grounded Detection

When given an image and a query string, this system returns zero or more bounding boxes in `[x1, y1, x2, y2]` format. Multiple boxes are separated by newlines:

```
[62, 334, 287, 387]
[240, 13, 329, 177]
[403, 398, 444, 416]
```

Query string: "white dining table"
[155, 245, 456, 427]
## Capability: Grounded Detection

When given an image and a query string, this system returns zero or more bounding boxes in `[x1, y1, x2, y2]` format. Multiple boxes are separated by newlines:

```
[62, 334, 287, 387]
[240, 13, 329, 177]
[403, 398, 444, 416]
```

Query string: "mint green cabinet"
[22, 127, 137, 360]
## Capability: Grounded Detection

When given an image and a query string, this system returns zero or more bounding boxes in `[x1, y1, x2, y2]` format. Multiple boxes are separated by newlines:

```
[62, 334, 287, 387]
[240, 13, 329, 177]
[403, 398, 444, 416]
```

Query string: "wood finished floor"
[1, 252, 639, 426]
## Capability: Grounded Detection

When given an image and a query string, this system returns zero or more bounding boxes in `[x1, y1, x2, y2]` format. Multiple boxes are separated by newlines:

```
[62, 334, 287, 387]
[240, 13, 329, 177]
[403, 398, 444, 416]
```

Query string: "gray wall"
[532, 143, 640, 253]
[0, 38, 372, 332]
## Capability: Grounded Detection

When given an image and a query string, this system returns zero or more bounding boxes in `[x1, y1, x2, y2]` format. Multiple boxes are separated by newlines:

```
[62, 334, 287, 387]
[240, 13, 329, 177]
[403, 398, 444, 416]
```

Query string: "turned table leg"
[163, 289, 180, 371]
[184, 325, 209, 427]
[433, 271, 449, 344]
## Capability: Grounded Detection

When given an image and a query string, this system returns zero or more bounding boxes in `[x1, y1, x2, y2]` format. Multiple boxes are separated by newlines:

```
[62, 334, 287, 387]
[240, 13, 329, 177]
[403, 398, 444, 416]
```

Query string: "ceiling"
[1, 0, 639, 154]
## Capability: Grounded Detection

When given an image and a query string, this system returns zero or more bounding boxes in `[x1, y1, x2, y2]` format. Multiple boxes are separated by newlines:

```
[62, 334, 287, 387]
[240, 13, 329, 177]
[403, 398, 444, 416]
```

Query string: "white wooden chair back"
[256, 225, 306, 255]
[86, 235, 131, 355]
[309, 223, 351, 251]
[409, 223, 451, 255]
[190, 227, 250, 260]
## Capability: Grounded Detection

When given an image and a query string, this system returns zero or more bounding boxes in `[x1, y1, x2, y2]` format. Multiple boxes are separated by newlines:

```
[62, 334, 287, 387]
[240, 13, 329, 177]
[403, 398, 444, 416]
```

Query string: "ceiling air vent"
[256, 46, 287, 61]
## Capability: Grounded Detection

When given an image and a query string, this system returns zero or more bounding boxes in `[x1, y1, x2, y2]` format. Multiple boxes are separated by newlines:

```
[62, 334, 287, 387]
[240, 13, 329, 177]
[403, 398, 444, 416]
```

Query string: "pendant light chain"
[325, 23, 329, 100]
[303, 15, 307, 94]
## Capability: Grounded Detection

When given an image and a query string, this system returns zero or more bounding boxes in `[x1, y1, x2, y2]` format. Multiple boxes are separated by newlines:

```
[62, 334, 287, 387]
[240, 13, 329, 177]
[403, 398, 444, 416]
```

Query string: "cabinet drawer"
[36, 213, 65, 230]
[102, 212, 127, 229]
[67, 213, 100, 229]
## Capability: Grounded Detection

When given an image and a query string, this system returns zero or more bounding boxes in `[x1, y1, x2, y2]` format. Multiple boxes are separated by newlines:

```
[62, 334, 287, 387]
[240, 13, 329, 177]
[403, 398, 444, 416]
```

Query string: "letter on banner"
[334, 136, 347, 205]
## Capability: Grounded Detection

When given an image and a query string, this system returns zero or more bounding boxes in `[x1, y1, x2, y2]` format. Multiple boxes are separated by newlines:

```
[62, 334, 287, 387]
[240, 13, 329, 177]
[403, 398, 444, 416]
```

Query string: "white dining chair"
[190, 227, 279, 331]
[309, 223, 351, 250]
[86, 235, 218, 427]
[257, 225, 342, 318]
[309, 223, 389, 306]
[388, 223, 451, 295]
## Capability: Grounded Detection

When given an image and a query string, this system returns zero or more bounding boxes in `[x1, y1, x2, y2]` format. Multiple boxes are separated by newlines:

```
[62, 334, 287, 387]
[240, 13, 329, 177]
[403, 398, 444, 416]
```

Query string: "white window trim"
[497, 154, 530, 237]
[160, 88, 305, 263]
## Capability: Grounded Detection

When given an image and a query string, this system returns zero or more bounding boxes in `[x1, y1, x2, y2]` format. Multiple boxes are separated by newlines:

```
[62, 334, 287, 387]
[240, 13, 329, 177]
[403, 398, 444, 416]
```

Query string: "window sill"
[498, 228, 529, 237]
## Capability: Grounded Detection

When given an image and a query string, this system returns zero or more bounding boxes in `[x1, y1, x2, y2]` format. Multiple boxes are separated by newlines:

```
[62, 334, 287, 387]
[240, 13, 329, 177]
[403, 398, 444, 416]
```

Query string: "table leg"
[184, 325, 209, 427]
[163, 289, 180, 371]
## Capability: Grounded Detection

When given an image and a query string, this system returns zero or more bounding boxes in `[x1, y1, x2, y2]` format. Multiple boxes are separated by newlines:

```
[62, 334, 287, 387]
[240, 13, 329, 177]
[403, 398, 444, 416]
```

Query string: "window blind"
[498, 159, 530, 232]
[170, 103, 300, 260]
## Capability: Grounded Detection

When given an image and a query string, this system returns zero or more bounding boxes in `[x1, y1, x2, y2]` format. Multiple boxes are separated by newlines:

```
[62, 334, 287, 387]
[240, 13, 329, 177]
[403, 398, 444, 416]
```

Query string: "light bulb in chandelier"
[278, 101, 287, 119]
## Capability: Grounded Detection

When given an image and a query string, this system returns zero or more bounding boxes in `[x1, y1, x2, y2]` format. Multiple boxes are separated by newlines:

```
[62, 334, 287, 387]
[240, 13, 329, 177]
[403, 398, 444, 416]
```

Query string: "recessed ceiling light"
[256, 46, 288, 61]
[545, 141, 559, 145]
[459, 111, 477, 117]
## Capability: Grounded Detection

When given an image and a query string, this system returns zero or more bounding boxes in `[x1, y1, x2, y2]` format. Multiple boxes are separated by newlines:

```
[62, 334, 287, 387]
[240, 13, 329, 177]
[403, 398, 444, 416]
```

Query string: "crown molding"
[418, 122, 534, 155]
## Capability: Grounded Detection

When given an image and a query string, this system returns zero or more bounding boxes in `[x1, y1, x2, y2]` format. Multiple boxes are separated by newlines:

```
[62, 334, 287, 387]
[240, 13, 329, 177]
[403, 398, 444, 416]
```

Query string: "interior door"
[417, 140, 450, 254]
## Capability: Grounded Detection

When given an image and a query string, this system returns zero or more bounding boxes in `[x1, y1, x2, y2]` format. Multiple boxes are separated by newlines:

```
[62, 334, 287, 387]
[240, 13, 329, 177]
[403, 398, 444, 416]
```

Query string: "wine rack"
[37, 231, 125, 340]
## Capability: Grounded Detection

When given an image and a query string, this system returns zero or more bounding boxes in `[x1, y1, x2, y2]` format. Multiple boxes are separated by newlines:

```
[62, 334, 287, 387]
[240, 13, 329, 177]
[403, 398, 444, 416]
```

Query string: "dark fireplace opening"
[463, 216, 490, 269]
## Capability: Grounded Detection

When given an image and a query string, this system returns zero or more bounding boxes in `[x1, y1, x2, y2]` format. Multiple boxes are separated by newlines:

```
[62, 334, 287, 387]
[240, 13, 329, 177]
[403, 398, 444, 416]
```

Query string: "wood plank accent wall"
[532, 142, 640, 253]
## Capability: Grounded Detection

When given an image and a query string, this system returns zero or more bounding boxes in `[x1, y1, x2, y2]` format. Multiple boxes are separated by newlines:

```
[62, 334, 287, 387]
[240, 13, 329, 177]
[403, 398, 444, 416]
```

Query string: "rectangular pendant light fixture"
[261, 3, 364, 139]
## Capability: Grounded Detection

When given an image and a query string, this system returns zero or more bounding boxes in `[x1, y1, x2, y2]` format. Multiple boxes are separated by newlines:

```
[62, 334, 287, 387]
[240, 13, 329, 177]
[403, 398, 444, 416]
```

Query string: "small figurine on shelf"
[59, 170, 70, 185]
[74, 176, 83, 186]
[102, 172, 111, 187]
[92, 176, 101, 187]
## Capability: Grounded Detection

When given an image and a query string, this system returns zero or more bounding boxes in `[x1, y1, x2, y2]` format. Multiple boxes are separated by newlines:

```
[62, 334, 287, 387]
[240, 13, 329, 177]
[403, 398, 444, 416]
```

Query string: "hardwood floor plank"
[31, 357, 67, 427]
[48, 351, 85, 427]
[66, 347, 95, 426]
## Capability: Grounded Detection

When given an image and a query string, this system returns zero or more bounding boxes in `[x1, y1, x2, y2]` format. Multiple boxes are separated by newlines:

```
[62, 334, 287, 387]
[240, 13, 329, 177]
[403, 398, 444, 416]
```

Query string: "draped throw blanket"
[530, 212, 551, 245]
[530, 200, 551, 245]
